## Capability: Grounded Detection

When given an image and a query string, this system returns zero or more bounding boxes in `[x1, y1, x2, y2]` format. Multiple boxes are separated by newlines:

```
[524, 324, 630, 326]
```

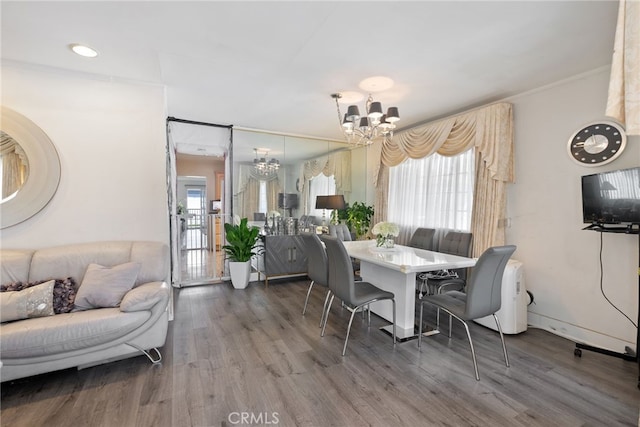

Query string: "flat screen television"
[581, 166, 640, 226]
[278, 193, 298, 209]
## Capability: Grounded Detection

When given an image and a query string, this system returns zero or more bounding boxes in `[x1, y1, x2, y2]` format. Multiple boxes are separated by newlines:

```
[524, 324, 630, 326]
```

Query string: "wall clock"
[567, 120, 627, 166]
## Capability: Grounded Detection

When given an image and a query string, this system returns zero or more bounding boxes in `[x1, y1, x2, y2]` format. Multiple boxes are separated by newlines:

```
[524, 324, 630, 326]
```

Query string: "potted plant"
[345, 201, 374, 239]
[222, 217, 261, 289]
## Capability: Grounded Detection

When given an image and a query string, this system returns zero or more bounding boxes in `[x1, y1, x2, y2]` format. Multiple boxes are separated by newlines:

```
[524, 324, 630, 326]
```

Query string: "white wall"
[507, 67, 639, 353]
[1, 64, 169, 248]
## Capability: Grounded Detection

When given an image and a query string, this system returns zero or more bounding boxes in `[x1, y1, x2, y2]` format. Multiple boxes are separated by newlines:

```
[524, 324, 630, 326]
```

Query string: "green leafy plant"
[222, 218, 261, 262]
[345, 202, 374, 239]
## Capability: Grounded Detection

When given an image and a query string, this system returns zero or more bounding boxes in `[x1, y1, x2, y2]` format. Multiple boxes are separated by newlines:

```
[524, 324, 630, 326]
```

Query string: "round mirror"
[0, 106, 61, 228]
[0, 130, 30, 202]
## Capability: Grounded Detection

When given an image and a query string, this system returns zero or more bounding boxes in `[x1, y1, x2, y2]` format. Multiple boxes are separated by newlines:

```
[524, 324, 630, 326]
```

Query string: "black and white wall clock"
[567, 120, 627, 167]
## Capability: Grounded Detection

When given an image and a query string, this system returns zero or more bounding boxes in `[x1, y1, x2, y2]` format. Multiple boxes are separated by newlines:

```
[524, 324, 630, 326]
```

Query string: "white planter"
[229, 260, 251, 289]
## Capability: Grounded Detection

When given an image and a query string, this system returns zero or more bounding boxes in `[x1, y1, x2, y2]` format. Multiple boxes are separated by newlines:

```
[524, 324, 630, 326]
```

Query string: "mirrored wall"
[232, 129, 368, 227]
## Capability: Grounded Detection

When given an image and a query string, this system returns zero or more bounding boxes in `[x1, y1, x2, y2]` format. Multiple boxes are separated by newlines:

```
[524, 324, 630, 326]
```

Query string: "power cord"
[599, 231, 637, 329]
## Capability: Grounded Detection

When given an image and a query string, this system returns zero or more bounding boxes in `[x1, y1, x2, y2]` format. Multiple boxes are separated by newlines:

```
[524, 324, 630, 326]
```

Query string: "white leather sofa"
[0, 241, 171, 382]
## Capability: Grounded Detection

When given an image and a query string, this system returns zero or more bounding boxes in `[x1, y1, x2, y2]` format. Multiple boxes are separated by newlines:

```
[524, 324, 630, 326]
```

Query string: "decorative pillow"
[1, 277, 77, 314]
[0, 280, 55, 323]
[73, 262, 141, 311]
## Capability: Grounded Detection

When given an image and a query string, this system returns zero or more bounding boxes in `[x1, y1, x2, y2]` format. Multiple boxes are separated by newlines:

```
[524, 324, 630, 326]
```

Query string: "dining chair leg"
[418, 302, 424, 349]
[391, 299, 396, 346]
[367, 304, 371, 326]
[461, 319, 480, 381]
[319, 290, 331, 328]
[342, 306, 359, 356]
[321, 294, 335, 337]
[448, 314, 453, 338]
[302, 280, 315, 315]
[493, 314, 510, 367]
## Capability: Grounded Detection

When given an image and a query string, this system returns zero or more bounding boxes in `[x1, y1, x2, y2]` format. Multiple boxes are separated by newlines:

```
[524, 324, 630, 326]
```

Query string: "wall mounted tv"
[581, 166, 640, 226]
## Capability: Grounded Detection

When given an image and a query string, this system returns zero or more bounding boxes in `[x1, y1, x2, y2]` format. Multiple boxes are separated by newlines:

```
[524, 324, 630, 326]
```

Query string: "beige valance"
[300, 150, 351, 192]
[381, 102, 514, 183]
[299, 150, 352, 213]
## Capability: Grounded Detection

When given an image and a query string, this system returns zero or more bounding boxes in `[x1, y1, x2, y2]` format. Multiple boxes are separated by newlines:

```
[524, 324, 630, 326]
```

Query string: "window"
[388, 149, 474, 240]
[308, 173, 336, 218]
[258, 180, 267, 214]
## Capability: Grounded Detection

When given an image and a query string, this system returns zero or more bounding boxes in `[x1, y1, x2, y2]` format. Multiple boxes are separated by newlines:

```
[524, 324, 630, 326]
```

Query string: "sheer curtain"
[308, 173, 336, 218]
[388, 149, 474, 243]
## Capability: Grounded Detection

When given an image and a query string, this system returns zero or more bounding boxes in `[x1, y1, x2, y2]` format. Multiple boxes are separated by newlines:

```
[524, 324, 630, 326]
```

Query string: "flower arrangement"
[371, 221, 400, 248]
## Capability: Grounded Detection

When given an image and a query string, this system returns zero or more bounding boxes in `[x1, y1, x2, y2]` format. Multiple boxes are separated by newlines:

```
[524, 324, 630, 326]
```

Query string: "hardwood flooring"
[1, 278, 639, 426]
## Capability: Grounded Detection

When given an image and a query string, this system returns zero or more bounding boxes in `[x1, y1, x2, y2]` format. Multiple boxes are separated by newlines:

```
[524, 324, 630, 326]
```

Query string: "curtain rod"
[166, 116, 232, 129]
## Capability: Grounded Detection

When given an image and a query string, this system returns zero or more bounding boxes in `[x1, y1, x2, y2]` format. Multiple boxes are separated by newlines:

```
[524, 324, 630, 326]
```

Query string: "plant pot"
[229, 260, 251, 289]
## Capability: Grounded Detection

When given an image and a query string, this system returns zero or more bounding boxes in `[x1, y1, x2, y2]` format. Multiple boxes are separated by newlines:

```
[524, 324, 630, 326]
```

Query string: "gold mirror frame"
[1, 106, 61, 229]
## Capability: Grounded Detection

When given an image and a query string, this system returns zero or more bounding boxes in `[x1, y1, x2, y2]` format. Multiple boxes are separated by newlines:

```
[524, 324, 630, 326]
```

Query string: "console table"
[256, 235, 308, 286]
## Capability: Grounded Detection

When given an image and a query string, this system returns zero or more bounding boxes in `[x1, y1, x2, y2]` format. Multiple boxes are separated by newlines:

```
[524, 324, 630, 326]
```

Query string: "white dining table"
[342, 240, 476, 340]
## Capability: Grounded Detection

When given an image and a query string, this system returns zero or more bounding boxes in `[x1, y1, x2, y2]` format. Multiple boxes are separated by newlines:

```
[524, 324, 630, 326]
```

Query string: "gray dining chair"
[300, 232, 332, 328]
[418, 244, 516, 380]
[320, 236, 396, 356]
[328, 223, 360, 276]
[408, 227, 436, 250]
[328, 224, 353, 241]
[421, 230, 472, 297]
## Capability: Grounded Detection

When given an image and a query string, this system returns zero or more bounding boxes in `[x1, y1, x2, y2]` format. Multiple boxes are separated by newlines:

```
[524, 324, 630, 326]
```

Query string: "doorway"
[167, 118, 232, 288]
[184, 184, 206, 250]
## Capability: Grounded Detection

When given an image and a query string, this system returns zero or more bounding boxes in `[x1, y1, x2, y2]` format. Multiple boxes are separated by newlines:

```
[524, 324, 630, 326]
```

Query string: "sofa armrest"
[120, 281, 170, 312]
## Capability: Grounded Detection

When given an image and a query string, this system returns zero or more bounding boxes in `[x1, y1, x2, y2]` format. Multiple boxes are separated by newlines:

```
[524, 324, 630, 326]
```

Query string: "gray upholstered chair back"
[439, 231, 472, 257]
[408, 228, 436, 250]
[301, 232, 328, 287]
[323, 236, 355, 302]
[438, 231, 473, 280]
[328, 224, 353, 241]
[300, 215, 316, 227]
[464, 245, 516, 319]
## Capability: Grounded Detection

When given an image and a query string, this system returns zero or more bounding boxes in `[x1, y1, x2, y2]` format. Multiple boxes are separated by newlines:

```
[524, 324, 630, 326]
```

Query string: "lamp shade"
[315, 195, 346, 210]
[386, 107, 400, 122]
[346, 105, 360, 121]
[368, 101, 383, 118]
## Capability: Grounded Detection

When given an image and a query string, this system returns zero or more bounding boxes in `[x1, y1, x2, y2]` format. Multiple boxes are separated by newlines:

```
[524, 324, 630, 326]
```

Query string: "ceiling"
[1, 1, 619, 156]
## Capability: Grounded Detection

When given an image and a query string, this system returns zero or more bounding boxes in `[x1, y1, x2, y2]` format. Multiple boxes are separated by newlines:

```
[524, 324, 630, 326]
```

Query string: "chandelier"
[331, 93, 400, 145]
[253, 148, 280, 177]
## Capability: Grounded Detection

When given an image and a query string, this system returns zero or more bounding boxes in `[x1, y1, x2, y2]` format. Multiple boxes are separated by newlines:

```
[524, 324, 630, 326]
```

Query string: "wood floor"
[1, 278, 639, 427]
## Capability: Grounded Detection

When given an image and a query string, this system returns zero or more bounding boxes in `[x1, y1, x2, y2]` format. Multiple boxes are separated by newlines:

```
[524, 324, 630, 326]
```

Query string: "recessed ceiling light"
[69, 43, 98, 58]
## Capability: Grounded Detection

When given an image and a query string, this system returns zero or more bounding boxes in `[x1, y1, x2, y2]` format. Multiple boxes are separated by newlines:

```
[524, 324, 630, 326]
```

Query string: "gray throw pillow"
[74, 262, 141, 311]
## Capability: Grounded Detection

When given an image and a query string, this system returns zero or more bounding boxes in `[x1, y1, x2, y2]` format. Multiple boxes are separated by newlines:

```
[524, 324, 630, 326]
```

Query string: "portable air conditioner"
[474, 259, 527, 334]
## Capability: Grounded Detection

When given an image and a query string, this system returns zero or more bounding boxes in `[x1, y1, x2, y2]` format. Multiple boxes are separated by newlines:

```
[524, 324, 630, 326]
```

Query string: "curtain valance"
[300, 150, 352, 192]
[381, 102, 514, 183]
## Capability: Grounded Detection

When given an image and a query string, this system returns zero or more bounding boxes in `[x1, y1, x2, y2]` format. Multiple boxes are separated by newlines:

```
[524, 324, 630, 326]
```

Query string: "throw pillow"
[0, 280, 55, 323]
[73, 262, 141, 311]
[0, 277, 77, 314]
